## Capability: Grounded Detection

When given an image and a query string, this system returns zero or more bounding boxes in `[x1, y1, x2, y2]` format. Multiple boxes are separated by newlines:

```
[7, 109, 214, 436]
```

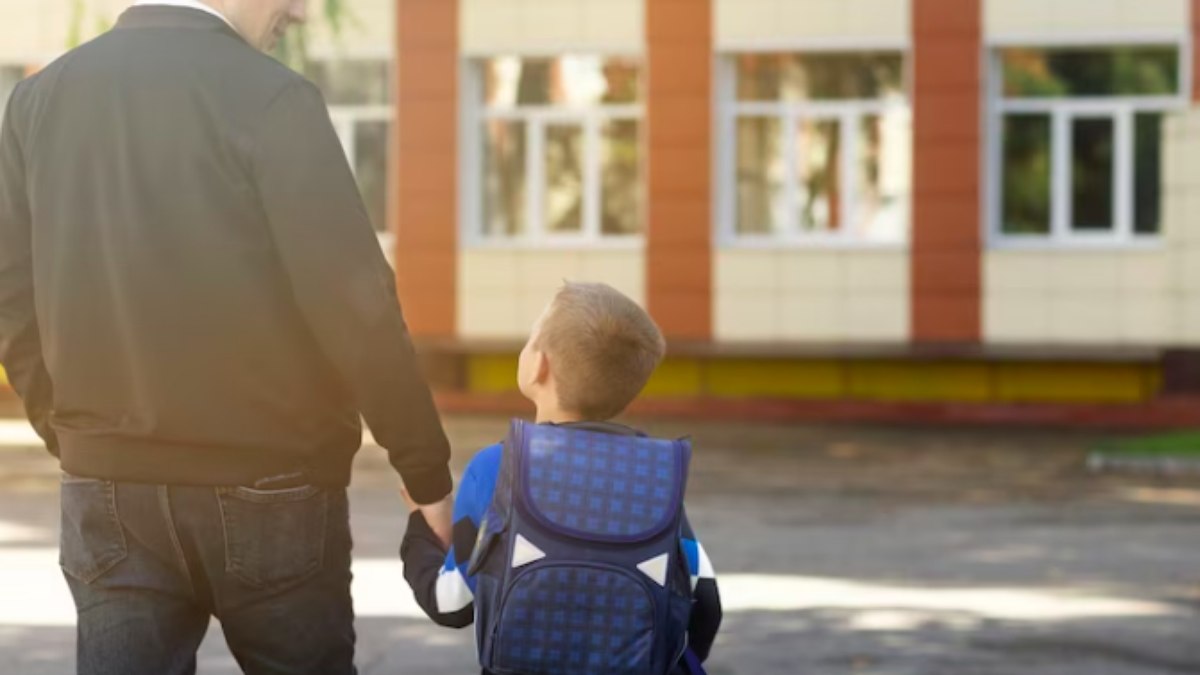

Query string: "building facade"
[3, 0, 1199, 424]
[395, 0, 1200, 424]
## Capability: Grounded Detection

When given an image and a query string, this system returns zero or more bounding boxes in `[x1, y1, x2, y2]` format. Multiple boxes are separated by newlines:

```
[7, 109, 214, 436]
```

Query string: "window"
[992, 46, 1183, 244]
[308, 57, 394, 234]
[473, 56, 644, 243]
[725, 52, 911, 244]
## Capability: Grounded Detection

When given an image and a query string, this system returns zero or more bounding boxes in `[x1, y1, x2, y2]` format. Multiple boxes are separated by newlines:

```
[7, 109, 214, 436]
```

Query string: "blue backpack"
[468, 419, 695, 675]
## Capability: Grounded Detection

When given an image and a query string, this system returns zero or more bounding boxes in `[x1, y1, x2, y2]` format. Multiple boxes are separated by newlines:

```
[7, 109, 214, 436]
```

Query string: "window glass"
[483, 119, 528, 236]
[735, 117, 785, 235]
[1001, 47, 1179, 98]
[484, 56, 641, 107]
[544, 123, 585, 234]
[1070, 117, 1115, 232]
[1134, 112, 1163, 235]
[600, 119, 642, 235]
[797, 118, 841, 233]
[1001, 114, 1052, 236]
[736, 52, 904, 102]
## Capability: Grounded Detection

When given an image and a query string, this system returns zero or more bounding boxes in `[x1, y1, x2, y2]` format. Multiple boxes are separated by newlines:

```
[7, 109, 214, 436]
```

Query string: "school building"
[4, 0, 1200, 427]
[389, 0, 1200, 427]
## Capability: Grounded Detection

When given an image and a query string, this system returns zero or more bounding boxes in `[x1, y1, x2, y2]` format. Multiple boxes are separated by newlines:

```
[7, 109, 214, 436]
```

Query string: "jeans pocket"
[59, 474, 128, 584]
[217, 485, 328, 590]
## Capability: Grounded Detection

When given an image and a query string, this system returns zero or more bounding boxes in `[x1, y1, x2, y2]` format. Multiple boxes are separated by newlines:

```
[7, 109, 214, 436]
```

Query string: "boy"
[401, 282, 721, 675]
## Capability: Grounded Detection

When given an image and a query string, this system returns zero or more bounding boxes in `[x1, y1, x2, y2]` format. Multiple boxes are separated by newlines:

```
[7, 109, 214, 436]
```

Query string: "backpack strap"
[682, 649, 707, 675]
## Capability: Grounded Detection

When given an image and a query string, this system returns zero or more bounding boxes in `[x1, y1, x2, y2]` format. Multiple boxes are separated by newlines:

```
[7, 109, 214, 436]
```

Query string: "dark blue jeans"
[59, 474, 357, 675]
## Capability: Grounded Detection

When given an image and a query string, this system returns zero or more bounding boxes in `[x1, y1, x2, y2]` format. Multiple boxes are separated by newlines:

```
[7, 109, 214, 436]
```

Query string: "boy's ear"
[534, 349, 551, 385]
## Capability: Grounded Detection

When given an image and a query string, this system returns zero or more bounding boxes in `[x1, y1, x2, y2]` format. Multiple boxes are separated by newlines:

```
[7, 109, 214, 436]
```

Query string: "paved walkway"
[0, 415, 1197, 674]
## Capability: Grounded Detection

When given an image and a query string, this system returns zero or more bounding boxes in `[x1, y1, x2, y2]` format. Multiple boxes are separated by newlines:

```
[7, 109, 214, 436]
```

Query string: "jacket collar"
[115, 4, 244, 43]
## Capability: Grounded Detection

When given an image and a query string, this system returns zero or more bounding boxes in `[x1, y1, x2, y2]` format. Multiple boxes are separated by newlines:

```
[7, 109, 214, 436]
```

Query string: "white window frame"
[462, 57, 646, 250]
[716, 46, 912, 250]
[985, 37, 1191, 250]
[307, 50, 397, 257]
[329, 105, 395, 256]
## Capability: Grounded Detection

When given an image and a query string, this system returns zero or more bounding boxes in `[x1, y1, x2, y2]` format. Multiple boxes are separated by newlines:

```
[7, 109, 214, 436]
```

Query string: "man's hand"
[401, 486, 454, 551]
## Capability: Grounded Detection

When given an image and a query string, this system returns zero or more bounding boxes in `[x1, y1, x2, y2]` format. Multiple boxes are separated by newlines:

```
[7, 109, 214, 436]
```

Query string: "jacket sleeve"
[401, 452, 492, 628]
[0, 82, 57, 456]
[682, 512, 722, 663]
[250, 79, 450, 504]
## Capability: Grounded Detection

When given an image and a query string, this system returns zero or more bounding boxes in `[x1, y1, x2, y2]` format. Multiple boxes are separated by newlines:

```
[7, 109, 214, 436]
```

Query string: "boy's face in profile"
[517, 303, 551, 401]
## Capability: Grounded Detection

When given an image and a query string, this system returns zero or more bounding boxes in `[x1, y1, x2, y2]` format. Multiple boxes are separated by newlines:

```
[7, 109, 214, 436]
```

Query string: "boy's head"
[518, 282, 666, 422]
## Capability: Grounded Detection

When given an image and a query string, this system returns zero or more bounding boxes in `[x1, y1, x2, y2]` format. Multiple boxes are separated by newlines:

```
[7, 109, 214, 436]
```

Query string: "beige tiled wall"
[0, 0, 391, 62]
[984, 250, 1175, 345]
[716, 0, 909, 49]
[714, 249, 910, 342]
[984, 112, 1200, 347]
[461, 0, 644, 55]
[458, 248, 647, 338]
[0, 0, 128, 62]
[985, 0, 1187, 39]
[1167, 114, 1200, 343]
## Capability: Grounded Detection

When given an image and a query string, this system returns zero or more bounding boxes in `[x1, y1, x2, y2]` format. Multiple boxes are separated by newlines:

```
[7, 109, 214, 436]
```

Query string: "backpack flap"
[518, 423, 689, 544]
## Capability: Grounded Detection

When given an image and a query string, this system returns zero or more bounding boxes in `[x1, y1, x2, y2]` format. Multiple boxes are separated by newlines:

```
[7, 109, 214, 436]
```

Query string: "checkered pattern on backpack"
[526, 429, 679, 539]
[494, 566, 655, 675]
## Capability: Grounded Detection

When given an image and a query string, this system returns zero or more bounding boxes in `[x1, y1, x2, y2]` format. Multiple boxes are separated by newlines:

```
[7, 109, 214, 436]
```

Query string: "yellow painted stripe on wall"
[846, 362, 994, 402]
[466, 355, 520, 394]
[993, 363, 1154, 404]
[706, 359, 843, 399]
[464, 355, 1162, 404]
[641, 359, 704, 398]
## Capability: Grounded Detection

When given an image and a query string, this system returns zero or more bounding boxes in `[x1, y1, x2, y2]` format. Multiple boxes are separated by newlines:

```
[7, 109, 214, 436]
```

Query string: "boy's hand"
[402, 485, 454, 551]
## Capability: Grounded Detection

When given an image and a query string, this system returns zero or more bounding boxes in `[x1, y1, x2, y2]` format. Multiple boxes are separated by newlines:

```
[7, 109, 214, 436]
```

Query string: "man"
[0, 1, 454, 673]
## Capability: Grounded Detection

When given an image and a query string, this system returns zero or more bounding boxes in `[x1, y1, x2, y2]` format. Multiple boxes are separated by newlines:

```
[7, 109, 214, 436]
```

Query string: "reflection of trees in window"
[478, 56, 643, 240]
[1071, 118, 1114, 231]
[737, 52, 904, 101]
[486, 57, 642, 107]
[1002, 115, 1051, 235]
[798, 119, 841, 232]
[1135, 113, 1163, 235]
[601, 120, 642, 235]
[736, 117, 784, 235]
[517, 60, 554, 105]
[545, 124, 584, 233]
[1002, 47, 1178, 98]
[995, 45, 1179, 242]
[602, 63, 641, 105]
[730, 51, 909, 242]
[484, 120, 527, 236]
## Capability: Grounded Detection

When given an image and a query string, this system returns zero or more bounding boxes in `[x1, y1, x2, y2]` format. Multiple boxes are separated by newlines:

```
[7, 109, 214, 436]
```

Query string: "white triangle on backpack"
[511, 534, 547, 568]
[637, 553, 670, 587]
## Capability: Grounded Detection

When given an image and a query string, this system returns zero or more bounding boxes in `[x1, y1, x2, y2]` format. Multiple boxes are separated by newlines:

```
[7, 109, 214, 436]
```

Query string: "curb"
[1087, 452, 1200, 476]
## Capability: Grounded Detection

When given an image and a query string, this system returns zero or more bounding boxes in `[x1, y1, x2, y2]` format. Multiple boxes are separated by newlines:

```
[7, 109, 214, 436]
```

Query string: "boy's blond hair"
[535, 282, 666, 420]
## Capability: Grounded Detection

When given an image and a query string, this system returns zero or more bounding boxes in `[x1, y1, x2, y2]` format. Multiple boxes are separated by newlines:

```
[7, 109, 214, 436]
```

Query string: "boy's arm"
[401, 444, 501, 629]
[682, 512, 722, 662]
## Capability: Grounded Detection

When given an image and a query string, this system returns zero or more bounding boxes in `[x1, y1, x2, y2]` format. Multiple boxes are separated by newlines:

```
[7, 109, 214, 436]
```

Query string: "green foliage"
[66, 0, 85, 49]
[273, 0, 354, 74]
[67, 0, 355, 72]
[1096, 432, 1200, 458]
